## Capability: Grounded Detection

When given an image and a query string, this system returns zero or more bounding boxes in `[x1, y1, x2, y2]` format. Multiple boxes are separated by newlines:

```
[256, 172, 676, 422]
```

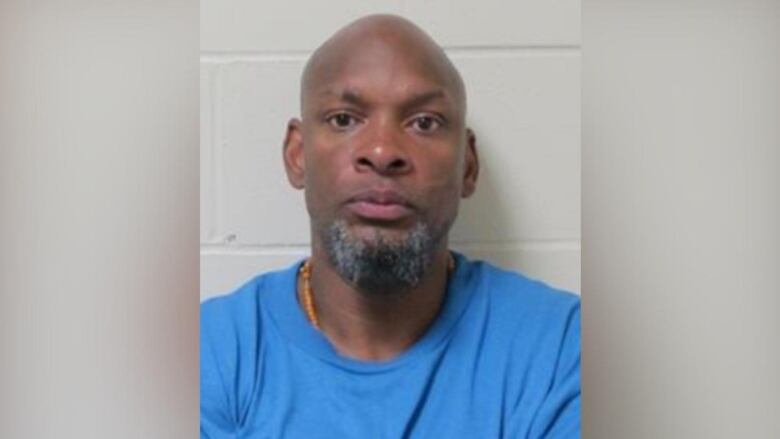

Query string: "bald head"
[300, 15, 466, 117]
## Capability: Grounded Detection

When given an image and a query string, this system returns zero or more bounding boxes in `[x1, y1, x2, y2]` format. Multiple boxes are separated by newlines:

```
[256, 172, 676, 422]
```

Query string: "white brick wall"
[201, 1, 581, 299]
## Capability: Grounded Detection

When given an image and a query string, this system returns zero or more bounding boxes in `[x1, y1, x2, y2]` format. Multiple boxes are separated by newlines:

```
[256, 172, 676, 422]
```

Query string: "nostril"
[353, 148, 410, 175]
[356, 157, 374, 169]
[389, 158, 407, 170]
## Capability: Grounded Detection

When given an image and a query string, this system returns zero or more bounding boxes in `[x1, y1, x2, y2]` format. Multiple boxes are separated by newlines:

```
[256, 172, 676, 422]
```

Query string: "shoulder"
[458, 258, 580, 426]
[200, 262, 300, 351]
[200, 274, 267, 380]
[201, 274, 266, 331]
[454, 256, 580, 371]
[464, 257, 580, 326]
[200, 263, 300, 426]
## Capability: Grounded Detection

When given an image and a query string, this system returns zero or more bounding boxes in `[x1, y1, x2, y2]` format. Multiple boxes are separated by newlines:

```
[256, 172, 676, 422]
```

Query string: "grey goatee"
[323, 220, 438, 294]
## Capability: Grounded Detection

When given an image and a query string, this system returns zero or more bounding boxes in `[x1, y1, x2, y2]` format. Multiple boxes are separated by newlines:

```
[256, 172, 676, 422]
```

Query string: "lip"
[345, 190, 414, 221]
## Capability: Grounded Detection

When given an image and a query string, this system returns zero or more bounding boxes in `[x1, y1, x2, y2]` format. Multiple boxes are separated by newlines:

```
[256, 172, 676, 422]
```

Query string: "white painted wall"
[200, 1, 581, 299]
[583, 1, 780, 437]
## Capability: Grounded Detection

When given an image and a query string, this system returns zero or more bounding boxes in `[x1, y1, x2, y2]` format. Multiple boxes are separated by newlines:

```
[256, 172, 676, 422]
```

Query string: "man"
[201, 14, 580, 438]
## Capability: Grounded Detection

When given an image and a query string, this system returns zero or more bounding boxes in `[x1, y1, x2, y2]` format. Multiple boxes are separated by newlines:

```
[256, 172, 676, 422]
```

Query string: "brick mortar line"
[200, 45, 580, 63]
[200, 240, 581, 255]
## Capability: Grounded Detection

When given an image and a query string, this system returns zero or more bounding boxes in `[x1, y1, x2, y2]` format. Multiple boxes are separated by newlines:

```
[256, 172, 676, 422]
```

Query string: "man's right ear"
[283, 118, 305, 189]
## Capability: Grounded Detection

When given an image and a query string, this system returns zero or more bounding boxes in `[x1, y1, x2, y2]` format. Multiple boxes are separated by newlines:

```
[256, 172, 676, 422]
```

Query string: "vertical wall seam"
[212, 63, 227, 244]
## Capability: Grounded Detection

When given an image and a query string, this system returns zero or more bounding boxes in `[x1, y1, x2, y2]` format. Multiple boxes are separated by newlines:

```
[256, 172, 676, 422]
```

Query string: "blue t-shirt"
[201, 253, 580, 438]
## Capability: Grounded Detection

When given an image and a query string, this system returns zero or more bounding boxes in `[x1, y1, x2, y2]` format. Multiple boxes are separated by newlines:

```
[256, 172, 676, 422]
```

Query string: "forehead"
[303, 37, 461, 108]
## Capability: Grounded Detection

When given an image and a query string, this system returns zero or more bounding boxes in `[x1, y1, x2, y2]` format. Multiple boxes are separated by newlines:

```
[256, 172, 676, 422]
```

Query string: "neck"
[299, 243, 452, 362]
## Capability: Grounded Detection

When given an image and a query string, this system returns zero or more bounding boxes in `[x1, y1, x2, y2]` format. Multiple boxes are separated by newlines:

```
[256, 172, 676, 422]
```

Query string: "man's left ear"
[461, 128, 479, 198]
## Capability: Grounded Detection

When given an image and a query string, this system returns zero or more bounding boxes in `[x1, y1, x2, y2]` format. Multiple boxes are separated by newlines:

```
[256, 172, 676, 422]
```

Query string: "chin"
[323, 219, 437, 291]
[348, 223, 411, 246]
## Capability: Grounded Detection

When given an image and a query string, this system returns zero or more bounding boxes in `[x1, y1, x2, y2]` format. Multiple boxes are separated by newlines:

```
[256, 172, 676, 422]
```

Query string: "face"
[284, 38, 478, 261]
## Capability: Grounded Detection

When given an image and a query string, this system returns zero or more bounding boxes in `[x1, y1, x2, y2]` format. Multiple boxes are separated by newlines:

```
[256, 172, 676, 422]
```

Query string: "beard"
[321, 219, 444, 294]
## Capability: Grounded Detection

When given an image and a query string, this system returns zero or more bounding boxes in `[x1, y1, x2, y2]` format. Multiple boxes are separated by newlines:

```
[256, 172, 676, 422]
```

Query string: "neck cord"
[298, 254, 455, 330]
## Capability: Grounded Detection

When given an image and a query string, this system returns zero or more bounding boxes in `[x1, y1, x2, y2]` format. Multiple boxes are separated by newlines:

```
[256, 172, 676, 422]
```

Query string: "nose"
[353, 122, 412, 176]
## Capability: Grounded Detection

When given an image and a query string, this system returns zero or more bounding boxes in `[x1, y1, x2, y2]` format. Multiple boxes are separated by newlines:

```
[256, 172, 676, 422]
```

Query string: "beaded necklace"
[298, 254, 455, 330]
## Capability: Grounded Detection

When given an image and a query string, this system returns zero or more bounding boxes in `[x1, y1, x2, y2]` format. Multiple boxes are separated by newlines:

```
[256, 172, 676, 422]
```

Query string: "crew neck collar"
[261, 252, 477, 373]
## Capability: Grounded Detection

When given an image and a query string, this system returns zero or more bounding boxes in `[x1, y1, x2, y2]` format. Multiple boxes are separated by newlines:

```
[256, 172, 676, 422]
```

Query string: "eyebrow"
[320, 88, 451, 110]
[401, 89, 448, 111]
[338, 89, 368, 107]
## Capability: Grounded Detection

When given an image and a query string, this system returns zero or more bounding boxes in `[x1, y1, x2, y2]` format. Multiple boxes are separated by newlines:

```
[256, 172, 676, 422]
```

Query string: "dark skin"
[283, 15, 479, 361]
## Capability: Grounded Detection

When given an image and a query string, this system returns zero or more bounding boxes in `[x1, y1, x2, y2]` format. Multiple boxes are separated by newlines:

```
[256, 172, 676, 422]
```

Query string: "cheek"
[417, 154, 464, 220]
[303, 139, 345, 184]
[302, 143, 352, 212]
[420, 150, 464, 193]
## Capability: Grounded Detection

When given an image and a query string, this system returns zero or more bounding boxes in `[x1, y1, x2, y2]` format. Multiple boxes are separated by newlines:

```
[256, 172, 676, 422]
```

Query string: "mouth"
[345, 189, 415, 222]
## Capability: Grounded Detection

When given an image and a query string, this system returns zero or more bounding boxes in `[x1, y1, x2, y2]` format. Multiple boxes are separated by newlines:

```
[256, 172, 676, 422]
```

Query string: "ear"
[461, 128, 479, 198]
[283, 118, 305, 189]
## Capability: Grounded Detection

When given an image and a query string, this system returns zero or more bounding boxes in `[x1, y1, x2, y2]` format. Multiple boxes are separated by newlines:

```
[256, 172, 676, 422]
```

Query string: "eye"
[409, 115, 443, 133]
[326, 112, 361, 131]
